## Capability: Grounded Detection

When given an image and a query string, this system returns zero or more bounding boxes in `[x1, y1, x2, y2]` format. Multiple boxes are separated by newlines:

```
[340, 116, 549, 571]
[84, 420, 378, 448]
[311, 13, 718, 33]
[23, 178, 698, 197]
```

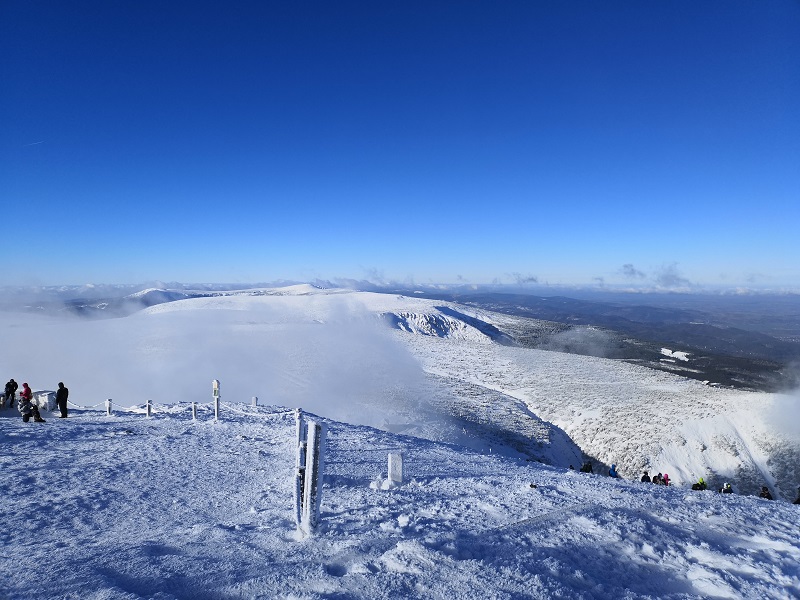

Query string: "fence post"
[146, 399, 152, 418]
[212, 379, 220, 421]
[191, 401, 197, 420]
[106, 399, 112, 416]
[252, 396, 258, 407]
[300, 419, 327, 534]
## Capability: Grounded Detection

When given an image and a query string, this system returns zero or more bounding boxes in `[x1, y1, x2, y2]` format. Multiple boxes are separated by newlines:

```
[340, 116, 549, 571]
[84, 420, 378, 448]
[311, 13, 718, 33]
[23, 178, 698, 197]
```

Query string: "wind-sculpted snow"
[1, 406, 798, 599]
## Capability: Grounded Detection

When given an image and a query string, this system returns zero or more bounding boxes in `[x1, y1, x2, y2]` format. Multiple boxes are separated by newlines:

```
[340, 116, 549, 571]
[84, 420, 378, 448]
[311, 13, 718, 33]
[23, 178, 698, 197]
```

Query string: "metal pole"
[212, 379, 220, 421]
[191, 401, 197, 420]
[146, 399, 152, 418]
[106, 399, 112, 416]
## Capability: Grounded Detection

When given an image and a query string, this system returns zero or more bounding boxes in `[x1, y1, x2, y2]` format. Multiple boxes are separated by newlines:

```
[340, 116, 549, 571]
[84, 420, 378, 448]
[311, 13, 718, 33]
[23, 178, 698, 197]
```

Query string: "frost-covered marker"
[251, 396, 258, 407]
[146, 399, 152, 418]
[300, 419, 327, 534]
[191, 401, 197, 420]
[212, 379, 220, 421]
[293, 408, 308, 528]
[105, 399, 112, 416]
[388, 452, 404, 486]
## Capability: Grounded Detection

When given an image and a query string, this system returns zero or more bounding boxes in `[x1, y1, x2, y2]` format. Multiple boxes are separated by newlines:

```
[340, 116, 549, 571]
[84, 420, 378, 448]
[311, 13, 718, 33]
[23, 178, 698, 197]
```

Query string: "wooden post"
[252, 396, 258, 407]
[191, 401, 197, 420]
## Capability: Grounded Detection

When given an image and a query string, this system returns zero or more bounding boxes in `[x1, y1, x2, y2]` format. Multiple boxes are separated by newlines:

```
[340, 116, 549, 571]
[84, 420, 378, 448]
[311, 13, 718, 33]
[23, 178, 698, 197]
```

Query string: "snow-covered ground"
[2, 404, 799, 599]
[2, 285, 800, 598]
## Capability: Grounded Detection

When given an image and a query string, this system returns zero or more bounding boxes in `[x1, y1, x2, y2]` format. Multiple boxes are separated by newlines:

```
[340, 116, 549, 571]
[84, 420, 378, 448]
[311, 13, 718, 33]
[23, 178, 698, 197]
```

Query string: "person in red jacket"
[18, 383, 45, 423]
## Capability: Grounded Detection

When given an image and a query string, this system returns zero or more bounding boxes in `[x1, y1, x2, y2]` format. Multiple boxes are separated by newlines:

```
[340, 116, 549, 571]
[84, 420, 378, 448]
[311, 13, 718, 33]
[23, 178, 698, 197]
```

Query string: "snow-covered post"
[105, 399, 112, 416]
[388, 452, 404, 486]
[191, 401, 197, 420]
[300, 419, 327, 534]
[251, 396, 258, 407]
[293, 409, 307, 528]
[146, 399, 152, 418]
[212, 379, 220, 421]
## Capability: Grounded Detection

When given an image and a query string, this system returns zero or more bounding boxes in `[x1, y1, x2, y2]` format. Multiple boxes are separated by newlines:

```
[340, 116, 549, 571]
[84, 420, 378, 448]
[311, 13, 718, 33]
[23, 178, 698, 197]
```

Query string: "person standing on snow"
[55, 382, 69, 418]
[4, 379, 18, 408]
[662, 473, 670, 486]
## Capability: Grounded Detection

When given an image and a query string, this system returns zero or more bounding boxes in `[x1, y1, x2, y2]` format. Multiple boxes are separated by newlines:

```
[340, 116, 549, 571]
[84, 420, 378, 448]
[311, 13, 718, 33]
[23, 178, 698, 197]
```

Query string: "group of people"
[2, 379, 69, 422]
[578, 460, 800, 502]
[641, 471, 671, 486]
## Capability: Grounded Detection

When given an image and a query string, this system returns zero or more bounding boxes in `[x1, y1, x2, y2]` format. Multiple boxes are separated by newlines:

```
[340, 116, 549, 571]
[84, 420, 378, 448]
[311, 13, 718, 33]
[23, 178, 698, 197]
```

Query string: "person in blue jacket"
[609, 464, 619, 478]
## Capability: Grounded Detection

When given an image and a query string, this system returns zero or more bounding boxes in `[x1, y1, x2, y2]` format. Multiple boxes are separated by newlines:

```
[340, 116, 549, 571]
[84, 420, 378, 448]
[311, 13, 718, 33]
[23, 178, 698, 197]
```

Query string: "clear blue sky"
[2, 1, 799, 289]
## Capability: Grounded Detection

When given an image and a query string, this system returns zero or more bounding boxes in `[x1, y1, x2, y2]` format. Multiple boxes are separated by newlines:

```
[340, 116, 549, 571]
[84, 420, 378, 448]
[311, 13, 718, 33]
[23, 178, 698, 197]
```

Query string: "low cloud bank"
[0, 297, 429, 429]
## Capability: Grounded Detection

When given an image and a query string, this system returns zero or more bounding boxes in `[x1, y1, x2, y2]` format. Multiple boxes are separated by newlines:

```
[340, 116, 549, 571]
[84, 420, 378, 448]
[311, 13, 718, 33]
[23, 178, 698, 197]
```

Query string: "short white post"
[146, 399, 152, 418]
[251, 396, 258, 407]
[212, 379, 220, 421]
[300, 419, 327, 534]
[106, 398, 112, 416]
[388, 452, 404, 487]
[191, 401, 197, 420]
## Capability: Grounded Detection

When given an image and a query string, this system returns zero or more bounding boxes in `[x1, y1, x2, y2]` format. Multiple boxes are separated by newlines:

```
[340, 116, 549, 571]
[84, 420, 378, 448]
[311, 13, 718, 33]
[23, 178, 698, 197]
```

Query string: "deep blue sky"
[2, 1, 799, 289]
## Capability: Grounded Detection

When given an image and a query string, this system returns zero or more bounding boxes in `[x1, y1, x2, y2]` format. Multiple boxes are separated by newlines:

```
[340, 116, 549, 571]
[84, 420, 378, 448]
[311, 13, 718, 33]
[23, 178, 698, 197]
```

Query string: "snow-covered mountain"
[3, 284, 800, 597]
[4, 285, 799, 500]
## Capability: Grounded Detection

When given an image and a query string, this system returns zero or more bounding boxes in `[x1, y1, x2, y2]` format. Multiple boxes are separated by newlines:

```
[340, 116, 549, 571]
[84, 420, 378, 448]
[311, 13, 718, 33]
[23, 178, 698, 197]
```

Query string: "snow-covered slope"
[3, 287, 799, 500]
[1, 405, 798, 599]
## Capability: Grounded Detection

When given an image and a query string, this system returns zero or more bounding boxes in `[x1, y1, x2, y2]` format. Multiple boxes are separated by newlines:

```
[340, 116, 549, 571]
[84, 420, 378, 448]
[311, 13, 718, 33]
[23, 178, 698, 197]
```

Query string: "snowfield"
[2, 285, 800, 598]
[2, 405, 799, 599]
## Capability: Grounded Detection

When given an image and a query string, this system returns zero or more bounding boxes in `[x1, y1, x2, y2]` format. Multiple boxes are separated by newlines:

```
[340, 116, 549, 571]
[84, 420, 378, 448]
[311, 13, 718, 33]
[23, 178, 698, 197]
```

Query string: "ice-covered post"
[105, 399, 112, 416]
[146, 399, 152, 418]
[300, 419, 327, 534]
[293, 409, 307, 528]
[212, 379, 220, 421]
[388, 452, 404, 487]
[191, 401, 197, 420]
[251, 396, 258, 407]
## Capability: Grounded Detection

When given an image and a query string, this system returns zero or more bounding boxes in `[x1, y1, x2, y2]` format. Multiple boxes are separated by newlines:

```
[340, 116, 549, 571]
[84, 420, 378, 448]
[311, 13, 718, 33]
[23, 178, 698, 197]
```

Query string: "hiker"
[641, 471, 651, 483]
[18, 384, 45, 423]
[580, 461, 593, 473]
[55, 382, 69, 418]
[652, 473, 663, 485]
[759, 486, 773, 500]
[609, 464, 620, 478]
[719, 482, 733, 494]
[4, 379, 18, 408]
[662, 473, 670, 486]
[691, 477, 707, 491]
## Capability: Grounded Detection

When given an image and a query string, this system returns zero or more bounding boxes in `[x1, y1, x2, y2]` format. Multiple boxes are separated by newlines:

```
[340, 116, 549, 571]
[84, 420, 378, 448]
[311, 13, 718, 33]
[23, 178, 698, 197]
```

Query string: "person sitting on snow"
[759, 486, 773, 500]
[652, 473, 663, 485]
[691, 477, 707, 491]
[609, 464, 620, 478]
[662, 473, 670, 486]
[719, 482, 733, 494]
[18, 384, 45, 423]
[641, 471, 651, 483]
[580, 461, 593, 473]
